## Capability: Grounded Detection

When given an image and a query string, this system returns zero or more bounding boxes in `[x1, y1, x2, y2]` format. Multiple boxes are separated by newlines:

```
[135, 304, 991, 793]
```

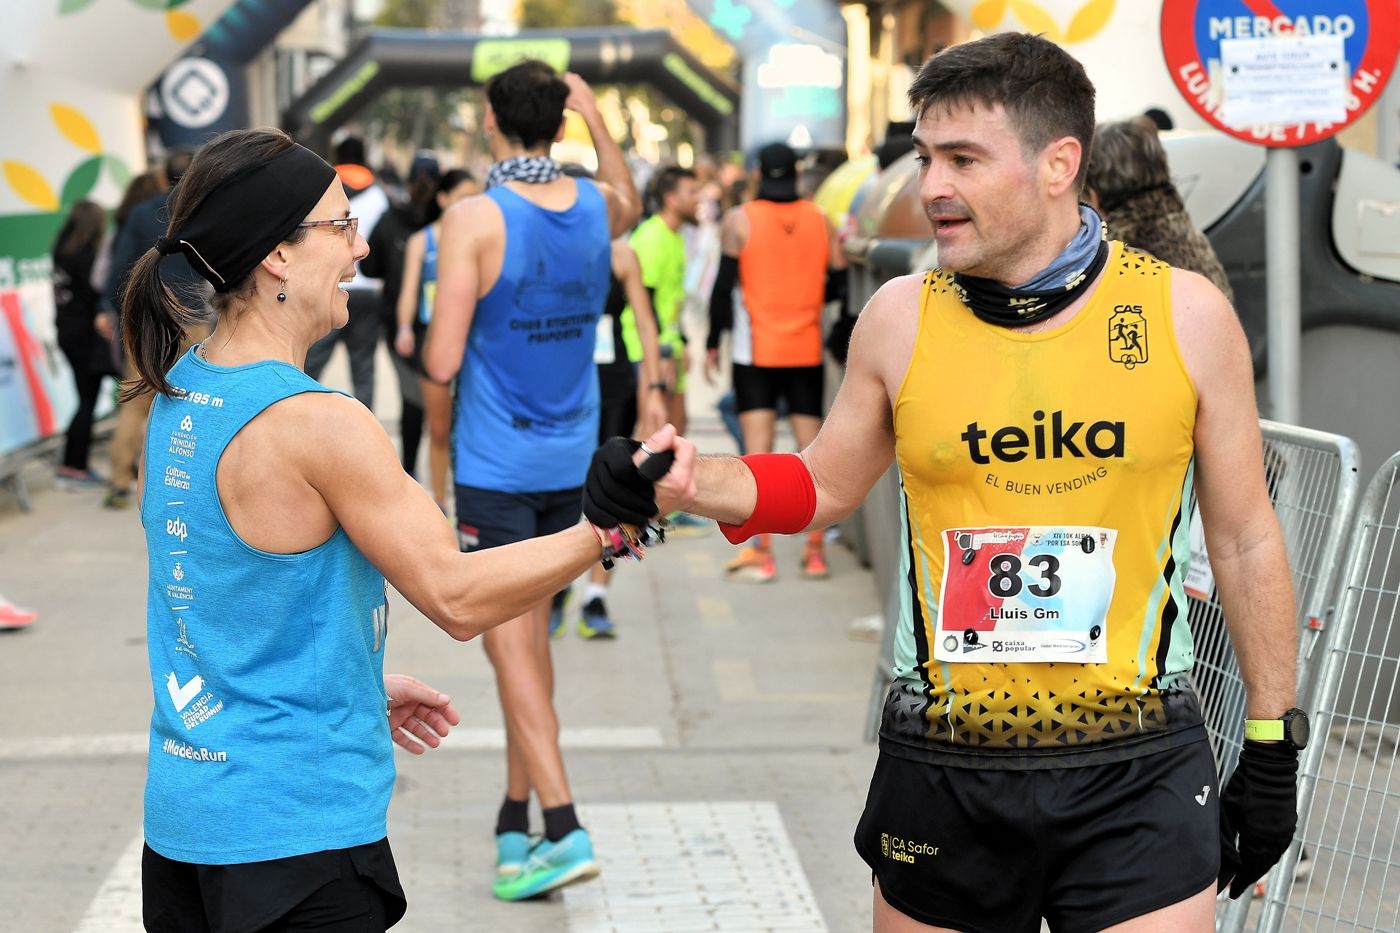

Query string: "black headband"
[155, 143, 336, 293]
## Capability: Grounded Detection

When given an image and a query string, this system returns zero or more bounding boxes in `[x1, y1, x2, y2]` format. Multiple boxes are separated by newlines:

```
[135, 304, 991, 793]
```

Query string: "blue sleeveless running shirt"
[141, 349, 394, 864]
[454, 180, 611, 492]
[418, 225, 438, 325]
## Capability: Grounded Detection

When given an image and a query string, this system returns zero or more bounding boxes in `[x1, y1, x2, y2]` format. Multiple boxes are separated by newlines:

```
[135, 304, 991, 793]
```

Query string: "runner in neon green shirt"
[626, 167, 698, 429]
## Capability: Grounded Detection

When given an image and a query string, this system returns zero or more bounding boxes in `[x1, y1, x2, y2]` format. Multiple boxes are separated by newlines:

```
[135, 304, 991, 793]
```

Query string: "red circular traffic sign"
[1161, 0, 1400, 147]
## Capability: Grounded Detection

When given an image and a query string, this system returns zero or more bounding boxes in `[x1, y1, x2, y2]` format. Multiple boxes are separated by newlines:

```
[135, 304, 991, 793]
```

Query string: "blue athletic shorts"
[454, 484, 583, 552]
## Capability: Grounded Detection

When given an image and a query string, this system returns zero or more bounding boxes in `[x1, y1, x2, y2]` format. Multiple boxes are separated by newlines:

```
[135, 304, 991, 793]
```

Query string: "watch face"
[1286, 709, 1311, 749]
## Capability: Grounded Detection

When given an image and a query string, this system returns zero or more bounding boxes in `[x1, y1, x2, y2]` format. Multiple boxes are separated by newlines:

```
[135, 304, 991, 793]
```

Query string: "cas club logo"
[1108, 304, 1148, 369]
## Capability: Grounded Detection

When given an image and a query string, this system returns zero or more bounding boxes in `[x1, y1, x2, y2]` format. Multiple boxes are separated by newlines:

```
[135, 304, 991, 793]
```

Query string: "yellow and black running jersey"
[883, 243, 1205, 767]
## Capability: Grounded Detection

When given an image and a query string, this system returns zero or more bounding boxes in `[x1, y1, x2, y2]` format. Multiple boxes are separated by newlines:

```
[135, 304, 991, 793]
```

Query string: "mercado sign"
[1161, 0, 1400, 146]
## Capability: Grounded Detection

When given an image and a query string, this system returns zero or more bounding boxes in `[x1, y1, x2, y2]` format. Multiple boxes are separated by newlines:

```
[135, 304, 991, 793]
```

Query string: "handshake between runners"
[583, 425, 697, 529]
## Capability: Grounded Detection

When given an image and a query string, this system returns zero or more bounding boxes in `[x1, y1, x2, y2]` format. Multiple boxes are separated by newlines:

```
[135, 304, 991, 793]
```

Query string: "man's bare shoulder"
[1170, 266, 1241, 343]
[1169, 265, 1249, 391]
[847, 272, 924, 391]
[862, 272, 926, 323]
[441, 193, 503, 240]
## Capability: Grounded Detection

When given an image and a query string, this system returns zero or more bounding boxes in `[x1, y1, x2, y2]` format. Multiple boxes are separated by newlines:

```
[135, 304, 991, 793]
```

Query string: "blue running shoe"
[577, 597, 616, 639]
[547, 588, 570, 639]
[495, 831, 532, 877]
[492, 828, 599, 901]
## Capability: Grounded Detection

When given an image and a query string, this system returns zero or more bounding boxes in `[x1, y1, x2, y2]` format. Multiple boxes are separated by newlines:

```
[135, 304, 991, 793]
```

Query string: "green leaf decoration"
[103, 154, 132, 193]
[59, 0, 98, 14]
[127, 0, 169, 9]
[60, 156, 103, 207]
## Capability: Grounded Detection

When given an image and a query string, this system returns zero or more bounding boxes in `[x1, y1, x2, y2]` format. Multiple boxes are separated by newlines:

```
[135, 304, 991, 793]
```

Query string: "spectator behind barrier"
[1085, 118, 1234, 303]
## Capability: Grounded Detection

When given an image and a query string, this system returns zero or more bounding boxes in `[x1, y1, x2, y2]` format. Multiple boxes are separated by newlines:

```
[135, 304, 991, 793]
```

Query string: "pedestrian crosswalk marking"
[563, 802, 828, 933]
[80, 802, 828, 933]
[73, 832, 144, 933]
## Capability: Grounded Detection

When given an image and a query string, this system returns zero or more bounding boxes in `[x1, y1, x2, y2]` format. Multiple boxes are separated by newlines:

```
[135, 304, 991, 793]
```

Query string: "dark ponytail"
[120, 127, 307, 400]
[118, 248, 206, 401]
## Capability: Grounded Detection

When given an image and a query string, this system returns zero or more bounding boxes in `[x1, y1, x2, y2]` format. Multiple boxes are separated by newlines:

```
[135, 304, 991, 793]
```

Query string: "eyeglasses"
[297, 216, 359, 243]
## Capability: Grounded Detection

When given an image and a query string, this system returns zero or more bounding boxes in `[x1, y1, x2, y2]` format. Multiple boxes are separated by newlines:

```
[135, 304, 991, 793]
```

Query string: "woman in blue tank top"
[393, 169, 478, 512]
[119, 128, 678, 932]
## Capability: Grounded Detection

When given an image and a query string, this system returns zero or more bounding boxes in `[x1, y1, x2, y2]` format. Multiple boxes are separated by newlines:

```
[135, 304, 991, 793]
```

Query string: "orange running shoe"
[724, 547, 777, 583]
[801, 546, 829, 579]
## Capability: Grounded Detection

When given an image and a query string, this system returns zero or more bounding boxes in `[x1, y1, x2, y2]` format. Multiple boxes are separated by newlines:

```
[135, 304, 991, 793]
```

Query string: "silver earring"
[277, 280, 287, 303]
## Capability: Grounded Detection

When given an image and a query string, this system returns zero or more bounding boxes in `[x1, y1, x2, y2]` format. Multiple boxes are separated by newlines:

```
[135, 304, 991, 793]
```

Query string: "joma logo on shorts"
[961, 410, 1125, 464]
[881, 832, 940, 864]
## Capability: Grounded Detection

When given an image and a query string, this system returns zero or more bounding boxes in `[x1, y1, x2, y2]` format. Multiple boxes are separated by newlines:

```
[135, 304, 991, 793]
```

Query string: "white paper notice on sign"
[1220, 35, 1348, 129]
[1183, 502, 1214, 602]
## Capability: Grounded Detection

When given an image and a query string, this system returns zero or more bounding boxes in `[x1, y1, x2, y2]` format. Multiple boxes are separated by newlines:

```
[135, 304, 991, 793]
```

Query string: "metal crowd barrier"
[1192, 422, 1362, 779]
[1256, 452, 1400, 933]
[1189, 423, 1361, 933]
[0, 434, 65, 512]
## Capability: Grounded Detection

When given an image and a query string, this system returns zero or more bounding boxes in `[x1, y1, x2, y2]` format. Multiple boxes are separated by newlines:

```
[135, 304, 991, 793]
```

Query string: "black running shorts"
[854, 738, 1220, 933]
[455, 484, 583, 552]
[597, 366, 639, 443]
[142, 838, 406, 933]
[731, 363, 824, 416]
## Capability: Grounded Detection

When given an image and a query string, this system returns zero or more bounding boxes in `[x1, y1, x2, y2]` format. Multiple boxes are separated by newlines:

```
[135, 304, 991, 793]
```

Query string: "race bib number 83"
[935, 526, 1116, 663]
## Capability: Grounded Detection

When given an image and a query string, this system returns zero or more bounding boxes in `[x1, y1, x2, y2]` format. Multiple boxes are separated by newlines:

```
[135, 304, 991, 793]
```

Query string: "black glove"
[584, 438, 662, 528]
[1217, 740, 1299, 898]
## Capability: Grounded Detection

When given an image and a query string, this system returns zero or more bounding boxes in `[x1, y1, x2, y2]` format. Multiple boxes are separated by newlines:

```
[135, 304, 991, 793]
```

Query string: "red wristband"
[718, 453, 817, 544]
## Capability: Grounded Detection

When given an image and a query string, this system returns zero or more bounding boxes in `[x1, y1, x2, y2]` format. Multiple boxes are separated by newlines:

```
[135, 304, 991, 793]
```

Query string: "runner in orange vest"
[704, 143, 847, 582]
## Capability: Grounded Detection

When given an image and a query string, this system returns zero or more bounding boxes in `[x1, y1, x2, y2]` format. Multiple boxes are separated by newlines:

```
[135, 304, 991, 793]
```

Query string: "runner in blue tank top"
[423, 63, 644, 902]
[121, 127, 674, 931]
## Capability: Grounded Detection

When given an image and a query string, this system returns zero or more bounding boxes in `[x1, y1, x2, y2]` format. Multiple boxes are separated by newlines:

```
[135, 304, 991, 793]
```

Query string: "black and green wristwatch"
[1244, 707, 1310, 749]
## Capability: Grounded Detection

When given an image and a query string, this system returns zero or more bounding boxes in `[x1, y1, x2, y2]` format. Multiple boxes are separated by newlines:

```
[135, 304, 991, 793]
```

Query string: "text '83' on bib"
[936, 526, 1116, 663]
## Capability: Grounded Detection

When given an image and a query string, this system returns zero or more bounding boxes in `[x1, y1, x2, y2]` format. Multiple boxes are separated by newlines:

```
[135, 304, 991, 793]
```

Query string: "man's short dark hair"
[486, 60, 570, 152]
[907, 33, 1096, 190]
[650, 165, 697, 208]
[333, 136, 367, 167]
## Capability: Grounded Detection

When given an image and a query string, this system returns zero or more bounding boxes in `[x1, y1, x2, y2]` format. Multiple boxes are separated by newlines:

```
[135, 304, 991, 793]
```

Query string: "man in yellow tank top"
[597, 32, 1305, 933]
